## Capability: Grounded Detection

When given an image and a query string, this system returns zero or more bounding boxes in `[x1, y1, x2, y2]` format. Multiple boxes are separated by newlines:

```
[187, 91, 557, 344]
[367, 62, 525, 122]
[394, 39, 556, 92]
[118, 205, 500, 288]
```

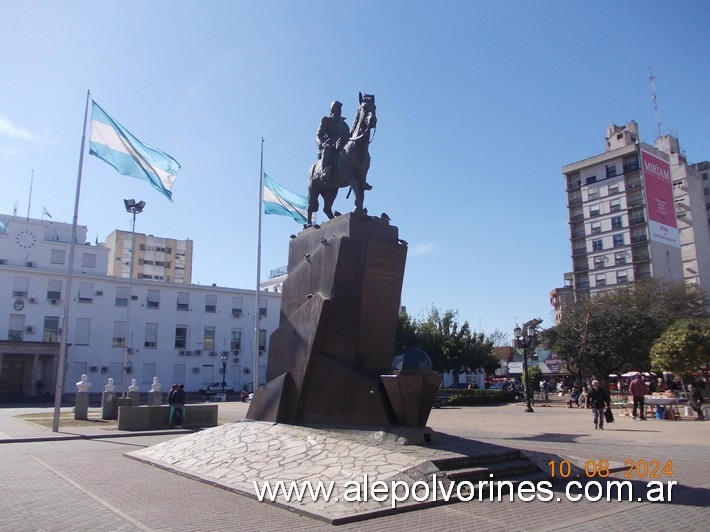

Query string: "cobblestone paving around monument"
[0, 402, 707, 530]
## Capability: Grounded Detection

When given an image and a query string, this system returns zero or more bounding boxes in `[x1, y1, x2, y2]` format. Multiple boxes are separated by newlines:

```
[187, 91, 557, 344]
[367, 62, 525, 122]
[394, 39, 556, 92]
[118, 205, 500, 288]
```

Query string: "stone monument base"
[128, 420, 547, 524]
[74, 392, 89, 420]
[101, 391, 116, 419]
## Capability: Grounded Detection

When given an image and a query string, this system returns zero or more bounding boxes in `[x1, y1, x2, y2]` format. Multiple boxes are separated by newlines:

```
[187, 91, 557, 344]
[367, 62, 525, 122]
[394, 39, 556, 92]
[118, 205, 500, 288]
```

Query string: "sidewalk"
[1, 401, 708, 531]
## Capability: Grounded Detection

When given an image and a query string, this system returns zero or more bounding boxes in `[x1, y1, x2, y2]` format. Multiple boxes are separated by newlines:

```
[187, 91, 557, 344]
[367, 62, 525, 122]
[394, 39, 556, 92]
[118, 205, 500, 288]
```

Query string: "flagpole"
[254, 138, 264, 392]
[52, 89, 90, 432]
[27, 169, 34, 221]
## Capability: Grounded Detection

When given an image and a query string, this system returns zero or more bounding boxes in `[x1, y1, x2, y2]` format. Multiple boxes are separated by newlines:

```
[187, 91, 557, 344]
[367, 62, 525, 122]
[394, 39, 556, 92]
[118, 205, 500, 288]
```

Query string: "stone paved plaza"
[0, 401, 708, 531]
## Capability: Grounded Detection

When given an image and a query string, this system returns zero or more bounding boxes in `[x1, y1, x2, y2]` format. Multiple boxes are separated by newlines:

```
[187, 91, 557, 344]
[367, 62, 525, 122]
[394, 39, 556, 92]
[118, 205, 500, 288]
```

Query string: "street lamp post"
[514, 324, 536, 413]
[221, 353, 228, 396]
[122, 199, 145, 398]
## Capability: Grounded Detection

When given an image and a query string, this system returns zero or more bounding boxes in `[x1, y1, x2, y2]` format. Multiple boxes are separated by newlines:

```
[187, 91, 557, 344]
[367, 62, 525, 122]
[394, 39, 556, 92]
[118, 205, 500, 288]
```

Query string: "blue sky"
[2, 1, 709, 340]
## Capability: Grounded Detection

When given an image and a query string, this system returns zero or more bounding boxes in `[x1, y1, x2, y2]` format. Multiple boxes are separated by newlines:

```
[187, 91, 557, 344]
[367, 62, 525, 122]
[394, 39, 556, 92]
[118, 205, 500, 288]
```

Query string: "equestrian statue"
[307, 92, 377, 225]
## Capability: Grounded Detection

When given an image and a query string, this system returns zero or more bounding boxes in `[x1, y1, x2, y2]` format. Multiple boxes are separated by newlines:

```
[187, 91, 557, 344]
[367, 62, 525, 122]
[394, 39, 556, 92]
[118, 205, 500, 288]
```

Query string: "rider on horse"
[316, 101, 350, 181]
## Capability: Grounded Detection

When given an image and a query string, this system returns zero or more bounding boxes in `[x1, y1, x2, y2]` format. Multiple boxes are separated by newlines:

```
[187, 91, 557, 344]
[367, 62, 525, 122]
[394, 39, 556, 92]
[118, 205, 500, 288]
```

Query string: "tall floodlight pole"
[122, 199, 145, 397]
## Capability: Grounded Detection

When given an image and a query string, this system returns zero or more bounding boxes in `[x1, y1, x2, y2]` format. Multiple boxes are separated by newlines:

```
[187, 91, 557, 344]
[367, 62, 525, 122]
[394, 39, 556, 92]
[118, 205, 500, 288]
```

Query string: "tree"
[395, 306, 499, 377]
[650, 318, 710, 377]
[552, 280, 707, 384]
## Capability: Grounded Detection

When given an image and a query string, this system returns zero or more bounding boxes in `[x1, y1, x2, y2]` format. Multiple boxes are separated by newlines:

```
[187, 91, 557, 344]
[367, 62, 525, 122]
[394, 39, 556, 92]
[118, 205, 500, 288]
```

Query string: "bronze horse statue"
[307, 93, 377, 225]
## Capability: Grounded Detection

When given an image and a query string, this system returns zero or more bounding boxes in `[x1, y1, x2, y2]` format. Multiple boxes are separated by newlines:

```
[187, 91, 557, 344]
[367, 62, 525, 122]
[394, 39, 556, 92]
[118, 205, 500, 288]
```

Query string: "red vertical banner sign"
[641, 149, 679, 247]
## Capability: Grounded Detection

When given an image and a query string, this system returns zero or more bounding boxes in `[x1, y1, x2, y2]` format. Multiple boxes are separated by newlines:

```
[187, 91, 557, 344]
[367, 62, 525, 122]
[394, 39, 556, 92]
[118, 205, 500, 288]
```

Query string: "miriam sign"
[641, 149, 679, 247]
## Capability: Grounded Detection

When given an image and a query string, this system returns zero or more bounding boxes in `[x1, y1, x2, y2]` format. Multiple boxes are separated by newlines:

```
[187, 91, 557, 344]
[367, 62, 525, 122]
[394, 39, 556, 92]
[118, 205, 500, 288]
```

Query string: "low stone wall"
[117, 404, 218, 431]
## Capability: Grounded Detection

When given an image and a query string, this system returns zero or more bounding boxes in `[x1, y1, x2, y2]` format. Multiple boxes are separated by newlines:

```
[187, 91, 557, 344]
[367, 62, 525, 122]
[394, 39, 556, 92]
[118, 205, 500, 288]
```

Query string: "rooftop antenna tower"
[648, 66, 662, 139]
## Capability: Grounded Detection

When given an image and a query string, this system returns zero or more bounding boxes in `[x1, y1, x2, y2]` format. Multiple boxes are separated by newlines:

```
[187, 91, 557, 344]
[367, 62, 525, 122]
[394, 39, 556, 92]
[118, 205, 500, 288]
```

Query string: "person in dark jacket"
[688, 383, 705, 420]
[588, 379, 611, 430]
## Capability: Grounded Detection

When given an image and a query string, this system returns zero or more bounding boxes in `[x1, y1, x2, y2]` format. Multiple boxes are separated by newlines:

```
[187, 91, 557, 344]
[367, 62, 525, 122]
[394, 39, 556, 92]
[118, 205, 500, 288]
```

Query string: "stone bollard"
[147, 377, 162, 406]
[74, 374, 92, 420]
[101, 378, 117, 419]
[127, 378, 140, 405]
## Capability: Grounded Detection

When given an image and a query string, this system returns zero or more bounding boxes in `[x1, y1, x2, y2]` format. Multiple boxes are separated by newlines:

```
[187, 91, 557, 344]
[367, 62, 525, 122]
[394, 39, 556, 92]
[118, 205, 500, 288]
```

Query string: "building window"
[9, 314, 25, 341]
[589, 206, 600, 217]
[47, 279, 62, 301]
[610, 200, 621, 213]
[617, 272, 629, 284]
[115, 286, 128, 307]
[259, 300, 268, 319]
[203, 326, 215, 350]
[81, 253, 96, 268]
[231, 329, 242, 351]
[595, 275, 607, 287]
[613, 234, 624, 248]
[144, 322, 158, 348]
[147, 289, 160, 309]
[75, 318, 90, 345]
[586, 175, 597, 184]
[611, 216, 622, 230]
[112, 321, 126, 347]
[205, 294, 217, 313]
[594, 257, 605, 269]
[43, 316, 60, 342]
[258, 329, 267, 353]
[592, 239, 603, 251]
[174, 325, 187, 349]
[12, 276, 29, 298]
[608, 184, 619, 195]
[78, 282, 94, 303]
[606, 164, 617, 178]
[232, 297, 243, 318]
[50, 249, 66, 265]
[590, 222, 601, 234]
[177, 292, 189, 311]
[615, 252, 627, 265]
[588, 188, 598, 199]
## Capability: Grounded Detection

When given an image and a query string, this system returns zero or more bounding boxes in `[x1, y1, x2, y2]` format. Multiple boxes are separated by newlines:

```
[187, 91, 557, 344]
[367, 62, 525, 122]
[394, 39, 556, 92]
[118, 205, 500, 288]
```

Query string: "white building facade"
[561, 122, 709, 301]
[0, 214, 279, 396]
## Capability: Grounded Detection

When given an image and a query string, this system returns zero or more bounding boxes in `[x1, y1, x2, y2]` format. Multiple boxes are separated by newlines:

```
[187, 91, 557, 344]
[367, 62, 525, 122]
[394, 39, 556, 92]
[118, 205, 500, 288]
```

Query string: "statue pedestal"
[74, 391, 89, 420]
[101, 391, 117, 419]
[247, 213, 409, 428]
[128, 391, 140, 406]
[147, 391, 162, 406]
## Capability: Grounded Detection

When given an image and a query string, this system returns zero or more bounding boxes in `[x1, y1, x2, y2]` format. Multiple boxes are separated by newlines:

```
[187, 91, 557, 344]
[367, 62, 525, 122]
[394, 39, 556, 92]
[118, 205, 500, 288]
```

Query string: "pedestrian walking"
[588, 379, 610, 430]
[688, 383, 705, 420]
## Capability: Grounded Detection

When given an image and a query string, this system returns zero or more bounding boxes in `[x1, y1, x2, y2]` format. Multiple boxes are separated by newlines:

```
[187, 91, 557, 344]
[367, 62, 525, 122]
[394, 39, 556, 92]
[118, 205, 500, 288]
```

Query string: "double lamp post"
[514, 324, 536, 413]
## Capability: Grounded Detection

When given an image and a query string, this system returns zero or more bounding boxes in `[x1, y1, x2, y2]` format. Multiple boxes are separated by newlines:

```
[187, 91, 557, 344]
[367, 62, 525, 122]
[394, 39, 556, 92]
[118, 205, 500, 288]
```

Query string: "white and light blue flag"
[42, 206, 52, 219]
[89, 100, 180, 201]
[263, 173, 308, 224]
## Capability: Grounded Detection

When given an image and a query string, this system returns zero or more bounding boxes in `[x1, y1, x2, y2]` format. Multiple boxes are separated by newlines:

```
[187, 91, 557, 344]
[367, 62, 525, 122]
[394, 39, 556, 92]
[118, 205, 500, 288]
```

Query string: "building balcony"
[572, 247, 587, 256]
[631, 235, 648, 245]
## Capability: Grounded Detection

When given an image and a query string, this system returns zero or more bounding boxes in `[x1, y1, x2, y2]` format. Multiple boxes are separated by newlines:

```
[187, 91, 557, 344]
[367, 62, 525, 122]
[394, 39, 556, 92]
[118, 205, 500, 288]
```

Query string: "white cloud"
[0, 116, 39, 141]
[409, 243, 434, 257]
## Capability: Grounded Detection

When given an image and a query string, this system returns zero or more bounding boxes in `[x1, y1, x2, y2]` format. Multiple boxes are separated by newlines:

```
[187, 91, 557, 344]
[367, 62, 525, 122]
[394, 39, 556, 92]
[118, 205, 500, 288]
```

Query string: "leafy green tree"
[551, 280, 707, 384]
[395, 306, 499, 377]
[650, 318, 710, 376]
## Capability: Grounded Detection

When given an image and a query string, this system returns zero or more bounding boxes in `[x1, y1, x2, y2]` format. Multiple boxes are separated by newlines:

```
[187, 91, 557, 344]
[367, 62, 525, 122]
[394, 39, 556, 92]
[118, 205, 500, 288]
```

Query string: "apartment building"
[105, 230, 193, 283]
[0, 214, 279, 396]
[560, 121, 710, 307]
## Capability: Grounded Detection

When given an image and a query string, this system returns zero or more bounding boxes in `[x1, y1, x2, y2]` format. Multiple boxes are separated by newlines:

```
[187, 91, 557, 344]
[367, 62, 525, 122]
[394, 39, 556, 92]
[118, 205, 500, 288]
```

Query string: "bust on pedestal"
[101, 377, 117, 420]
[148, 377, 162, 406]
[74, 374, 91, 420]
[127, 378, 140, 406]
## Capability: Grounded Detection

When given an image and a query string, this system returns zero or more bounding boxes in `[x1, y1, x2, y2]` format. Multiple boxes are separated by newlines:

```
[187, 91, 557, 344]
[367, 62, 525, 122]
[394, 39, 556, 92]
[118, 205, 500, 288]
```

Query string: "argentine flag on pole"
[89, 100, 180, 201]
[263, 173, 308, 224]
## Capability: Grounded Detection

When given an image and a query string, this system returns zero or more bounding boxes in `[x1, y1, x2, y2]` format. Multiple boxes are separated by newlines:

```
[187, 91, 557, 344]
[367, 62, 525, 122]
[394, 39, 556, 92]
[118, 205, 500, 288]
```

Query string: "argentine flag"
[89, 100, 180, 201]
[263, 173, 308, 224]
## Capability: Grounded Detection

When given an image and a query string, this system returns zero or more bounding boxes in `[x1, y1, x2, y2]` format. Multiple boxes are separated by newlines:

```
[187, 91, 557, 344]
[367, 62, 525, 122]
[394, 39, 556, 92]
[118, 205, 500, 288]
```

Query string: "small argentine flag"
[263, 173, 308, 224]
[89, 100, 180, 201]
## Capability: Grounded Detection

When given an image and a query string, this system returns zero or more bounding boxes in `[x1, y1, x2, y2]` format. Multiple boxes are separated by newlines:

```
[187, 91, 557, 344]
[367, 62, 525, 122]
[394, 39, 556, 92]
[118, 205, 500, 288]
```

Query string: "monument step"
[443, 458, 540, 483]
[432, 449, 523, 471]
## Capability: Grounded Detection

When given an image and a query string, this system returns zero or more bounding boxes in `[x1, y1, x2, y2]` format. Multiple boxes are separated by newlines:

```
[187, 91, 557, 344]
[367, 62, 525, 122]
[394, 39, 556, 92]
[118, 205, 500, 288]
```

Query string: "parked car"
[198, 382, 236, 395]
